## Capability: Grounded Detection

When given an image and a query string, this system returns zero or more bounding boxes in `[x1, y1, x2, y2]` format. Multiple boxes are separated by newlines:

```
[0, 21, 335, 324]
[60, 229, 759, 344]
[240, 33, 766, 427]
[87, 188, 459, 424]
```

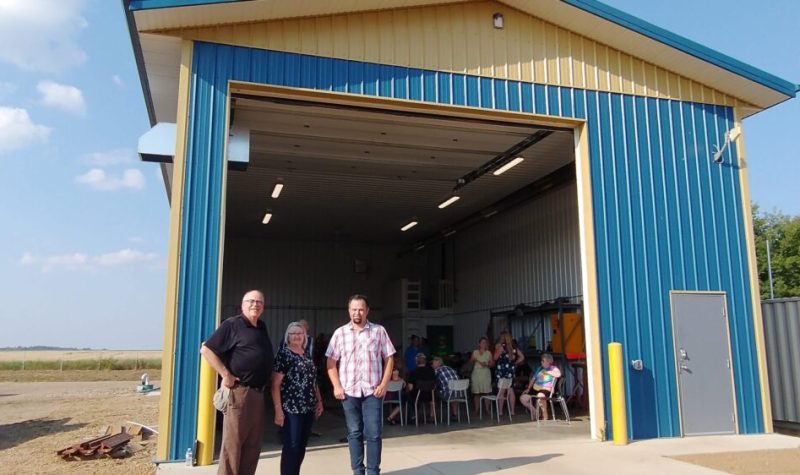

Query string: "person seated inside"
[520, 353, 562, 420]
[405, 353, 436, 422]
[384, 367, 406, 425]
[432, 356, 460, 418]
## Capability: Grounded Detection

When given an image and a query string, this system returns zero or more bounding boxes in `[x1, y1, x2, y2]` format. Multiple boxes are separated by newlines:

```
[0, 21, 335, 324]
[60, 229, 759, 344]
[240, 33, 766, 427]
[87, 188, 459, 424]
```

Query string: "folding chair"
[533, 377, 570, 424]
[440, 378, 471, 425]
[410, 380, 437, 427]
[479, 378, 512, 423]
[382, 379, 405, 426]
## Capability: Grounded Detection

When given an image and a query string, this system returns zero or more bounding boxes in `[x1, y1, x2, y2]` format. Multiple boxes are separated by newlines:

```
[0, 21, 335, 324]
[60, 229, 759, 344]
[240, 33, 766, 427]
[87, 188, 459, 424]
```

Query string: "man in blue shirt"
[403, 335, 421, 373]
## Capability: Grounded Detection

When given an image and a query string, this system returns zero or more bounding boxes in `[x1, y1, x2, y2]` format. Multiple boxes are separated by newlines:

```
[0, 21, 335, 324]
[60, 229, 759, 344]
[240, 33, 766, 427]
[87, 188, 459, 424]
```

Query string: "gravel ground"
[1, 374, 798, 475]
[0, 378, 159, 475]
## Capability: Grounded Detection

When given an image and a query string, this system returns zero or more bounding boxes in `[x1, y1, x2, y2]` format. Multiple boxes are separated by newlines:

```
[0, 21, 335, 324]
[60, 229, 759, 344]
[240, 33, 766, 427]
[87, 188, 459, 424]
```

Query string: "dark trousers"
[280, 412, 314, 475]
[218, 386, 265, 475]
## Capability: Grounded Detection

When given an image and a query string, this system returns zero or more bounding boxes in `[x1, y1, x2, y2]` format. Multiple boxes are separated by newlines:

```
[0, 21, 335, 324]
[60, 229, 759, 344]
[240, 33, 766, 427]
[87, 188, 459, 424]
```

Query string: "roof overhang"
[125, 0, 798, 125]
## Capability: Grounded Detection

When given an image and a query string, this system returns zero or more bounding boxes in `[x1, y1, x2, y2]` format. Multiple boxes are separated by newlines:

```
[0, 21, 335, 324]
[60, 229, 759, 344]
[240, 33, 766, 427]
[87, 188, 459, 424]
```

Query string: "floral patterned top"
[274, 346, 318, 414]
[495, 344, 518, 380]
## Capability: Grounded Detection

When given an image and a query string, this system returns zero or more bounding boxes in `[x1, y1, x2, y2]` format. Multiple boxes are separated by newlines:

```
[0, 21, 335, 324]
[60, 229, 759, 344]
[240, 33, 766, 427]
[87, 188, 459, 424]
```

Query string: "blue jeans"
[280, 412, 314, 475]
[341, 394, 383, 475]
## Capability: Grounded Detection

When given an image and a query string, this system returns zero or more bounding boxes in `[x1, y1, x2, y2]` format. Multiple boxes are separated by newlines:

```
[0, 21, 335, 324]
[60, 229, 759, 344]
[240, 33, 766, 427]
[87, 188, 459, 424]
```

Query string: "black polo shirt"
[205, 314, 274, 388]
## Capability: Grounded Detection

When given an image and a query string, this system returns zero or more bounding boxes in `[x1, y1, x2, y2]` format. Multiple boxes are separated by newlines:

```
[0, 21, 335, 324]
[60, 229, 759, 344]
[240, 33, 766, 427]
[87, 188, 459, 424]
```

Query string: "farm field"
[0, 350, 161, 361]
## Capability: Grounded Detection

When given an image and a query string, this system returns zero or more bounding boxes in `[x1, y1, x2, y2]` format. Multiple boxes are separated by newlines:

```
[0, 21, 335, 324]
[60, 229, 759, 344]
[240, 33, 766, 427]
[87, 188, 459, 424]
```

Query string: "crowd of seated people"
[384, 332, 563, 424]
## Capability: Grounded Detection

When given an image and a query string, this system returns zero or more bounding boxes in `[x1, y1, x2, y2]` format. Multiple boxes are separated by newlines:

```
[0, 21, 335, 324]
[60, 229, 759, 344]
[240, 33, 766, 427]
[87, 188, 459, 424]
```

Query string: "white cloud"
[0, 0, 88, 73]
[129, 236, 145, 244]
[20, 251, 89, 273]
[75, 168, 145, 191]
[82, 148, 133, 166]
[94, 249, 158, 267]
[20, 249, 159, 272]
[0, 107, 51, 154]
[112, 75, 124, 88]
[37, 80, 86, 116]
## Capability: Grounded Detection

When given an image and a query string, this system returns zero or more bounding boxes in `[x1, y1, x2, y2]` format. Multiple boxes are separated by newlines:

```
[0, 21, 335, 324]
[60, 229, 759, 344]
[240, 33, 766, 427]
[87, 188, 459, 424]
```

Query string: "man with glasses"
[201, 289, 274, 475]
[326, 294, 395, 475]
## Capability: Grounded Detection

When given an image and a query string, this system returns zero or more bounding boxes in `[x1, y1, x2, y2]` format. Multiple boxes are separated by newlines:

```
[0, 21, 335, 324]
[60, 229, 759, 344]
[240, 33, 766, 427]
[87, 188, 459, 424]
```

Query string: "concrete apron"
[157, 412, 800, 474]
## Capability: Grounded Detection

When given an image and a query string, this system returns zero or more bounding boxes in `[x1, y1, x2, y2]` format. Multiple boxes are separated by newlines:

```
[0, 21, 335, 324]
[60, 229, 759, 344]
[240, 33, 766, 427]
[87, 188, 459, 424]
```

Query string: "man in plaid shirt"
[326, 294, 395, 475]
[432, 356, 460, 417]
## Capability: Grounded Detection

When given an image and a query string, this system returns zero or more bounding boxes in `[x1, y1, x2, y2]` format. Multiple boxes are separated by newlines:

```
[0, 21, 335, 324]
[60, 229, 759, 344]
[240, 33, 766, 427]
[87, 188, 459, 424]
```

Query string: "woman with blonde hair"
[272, 322, 324, 475]
[468, 336, 493, 413]
[493, 330, 524, 417]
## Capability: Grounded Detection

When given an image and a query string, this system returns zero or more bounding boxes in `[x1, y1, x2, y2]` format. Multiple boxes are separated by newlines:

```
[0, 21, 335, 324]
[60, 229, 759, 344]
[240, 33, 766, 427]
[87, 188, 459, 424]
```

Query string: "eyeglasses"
[243, 299, 264, 306]
[288, 332, 305, 336]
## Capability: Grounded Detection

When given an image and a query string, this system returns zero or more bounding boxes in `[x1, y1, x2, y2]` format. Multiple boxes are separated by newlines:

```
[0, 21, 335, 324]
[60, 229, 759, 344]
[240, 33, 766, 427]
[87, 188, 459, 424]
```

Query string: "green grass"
[0, 358, 162, 371]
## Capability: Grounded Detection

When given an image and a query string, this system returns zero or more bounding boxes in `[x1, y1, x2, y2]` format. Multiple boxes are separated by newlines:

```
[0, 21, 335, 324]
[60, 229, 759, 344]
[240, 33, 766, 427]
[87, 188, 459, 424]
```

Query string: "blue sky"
[0, 1, 797, 350]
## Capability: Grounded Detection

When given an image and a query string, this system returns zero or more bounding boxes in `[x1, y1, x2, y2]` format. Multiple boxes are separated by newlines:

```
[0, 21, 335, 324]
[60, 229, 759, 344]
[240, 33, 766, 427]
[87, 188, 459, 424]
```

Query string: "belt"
[233, 383, 265, 392]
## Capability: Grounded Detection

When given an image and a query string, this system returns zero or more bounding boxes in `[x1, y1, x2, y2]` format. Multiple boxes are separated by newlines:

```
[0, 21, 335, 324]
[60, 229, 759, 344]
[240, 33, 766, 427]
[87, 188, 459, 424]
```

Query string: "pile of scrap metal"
[56, 431, 133, 459]
[56, 424, 152, 460]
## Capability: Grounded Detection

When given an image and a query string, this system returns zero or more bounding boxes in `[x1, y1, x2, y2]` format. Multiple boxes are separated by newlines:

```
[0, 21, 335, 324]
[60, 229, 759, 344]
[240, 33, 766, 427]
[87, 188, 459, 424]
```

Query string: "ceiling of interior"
[224, 97, 575, 244]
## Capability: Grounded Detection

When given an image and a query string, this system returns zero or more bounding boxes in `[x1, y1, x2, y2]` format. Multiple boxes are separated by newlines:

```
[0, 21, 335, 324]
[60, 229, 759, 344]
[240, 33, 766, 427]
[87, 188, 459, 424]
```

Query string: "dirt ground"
[1, 371, 798, 474]
[0, 374, 160, 475]
[674, 448, 800, 474]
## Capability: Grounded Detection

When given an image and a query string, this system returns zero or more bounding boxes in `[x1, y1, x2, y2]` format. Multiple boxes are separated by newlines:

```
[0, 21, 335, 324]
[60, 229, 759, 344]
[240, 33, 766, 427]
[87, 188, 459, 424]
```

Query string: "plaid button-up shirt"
[326, 321, 396, 397]
[435, 364, 459, 400]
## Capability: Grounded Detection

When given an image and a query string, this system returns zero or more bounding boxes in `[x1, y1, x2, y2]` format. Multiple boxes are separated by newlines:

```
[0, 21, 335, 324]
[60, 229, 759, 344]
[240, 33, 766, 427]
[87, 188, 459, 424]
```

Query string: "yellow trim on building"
[734, 108, 774, 433]
[574, 121, 605, 440]
[147, 1, 746, 108]
[156, 39, 194, 460]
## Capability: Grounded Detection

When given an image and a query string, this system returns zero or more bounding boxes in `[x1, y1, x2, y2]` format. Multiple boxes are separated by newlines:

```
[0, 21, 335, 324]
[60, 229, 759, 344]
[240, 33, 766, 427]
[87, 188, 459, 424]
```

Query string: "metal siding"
[153, 1, 741, 106]
[219, 239, 413, 346]
[453, 183, 582, 313]
[169, 42, 763, 453]
[762, 299, 800, 425]
[591, 91, 763, 437]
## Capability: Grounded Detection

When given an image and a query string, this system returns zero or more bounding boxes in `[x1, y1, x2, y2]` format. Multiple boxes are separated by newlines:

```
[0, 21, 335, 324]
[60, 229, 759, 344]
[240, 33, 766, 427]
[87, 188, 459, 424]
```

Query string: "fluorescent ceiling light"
[401, 221, 418, 231]
[437, 196, 460, 209]
[262, 212, 273, 224]
[492, 157, 524, 176]
[271, 182, 284, 199]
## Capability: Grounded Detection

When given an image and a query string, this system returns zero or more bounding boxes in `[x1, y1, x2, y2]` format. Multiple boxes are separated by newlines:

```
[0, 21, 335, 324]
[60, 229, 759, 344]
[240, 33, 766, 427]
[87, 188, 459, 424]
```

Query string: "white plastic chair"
[479, 378, 513, 423]
[383, 379, 405, 426]
[440, 378, 471, 425]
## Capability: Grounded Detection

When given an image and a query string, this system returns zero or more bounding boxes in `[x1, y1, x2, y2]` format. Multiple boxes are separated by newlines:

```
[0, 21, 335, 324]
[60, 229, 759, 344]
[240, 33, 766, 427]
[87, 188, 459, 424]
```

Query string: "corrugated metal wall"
[166, 40, 761, 457]
[762, 298, 800, 426]
[455, 182, 581, 308]
[453, 182, 581, 350]
[220, 238, 421, 347]
[585, 89, 761, 438]
[157, 1, 739, 107]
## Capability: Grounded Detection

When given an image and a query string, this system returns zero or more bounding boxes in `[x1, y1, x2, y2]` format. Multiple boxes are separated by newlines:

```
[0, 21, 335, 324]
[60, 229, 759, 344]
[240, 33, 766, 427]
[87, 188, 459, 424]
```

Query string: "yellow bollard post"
[608, 342, 628, 445]
[196, 344, 216, 466]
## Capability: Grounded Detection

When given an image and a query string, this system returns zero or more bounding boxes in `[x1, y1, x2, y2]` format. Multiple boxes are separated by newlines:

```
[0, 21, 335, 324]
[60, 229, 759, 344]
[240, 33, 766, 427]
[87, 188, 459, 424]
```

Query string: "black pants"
[280, 412, 314, 475]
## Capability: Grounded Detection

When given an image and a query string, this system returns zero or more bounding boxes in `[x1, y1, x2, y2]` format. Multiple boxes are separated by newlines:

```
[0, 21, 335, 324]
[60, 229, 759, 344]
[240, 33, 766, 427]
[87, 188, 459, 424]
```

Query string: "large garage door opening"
[219, 93, 586, 427]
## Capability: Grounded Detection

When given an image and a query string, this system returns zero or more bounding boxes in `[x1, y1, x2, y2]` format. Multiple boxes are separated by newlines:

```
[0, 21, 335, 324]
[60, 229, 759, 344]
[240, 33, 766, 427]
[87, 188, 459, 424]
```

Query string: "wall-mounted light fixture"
[493, 12, 504, 29]
[437, 195, 460, 209]
[712, 126, 741, 164]
[262, 211, 273, 224]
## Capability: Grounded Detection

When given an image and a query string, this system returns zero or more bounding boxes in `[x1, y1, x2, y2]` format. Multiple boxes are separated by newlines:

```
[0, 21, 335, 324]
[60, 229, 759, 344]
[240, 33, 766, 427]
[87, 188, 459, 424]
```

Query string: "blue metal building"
[124, 0, 798, 461]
